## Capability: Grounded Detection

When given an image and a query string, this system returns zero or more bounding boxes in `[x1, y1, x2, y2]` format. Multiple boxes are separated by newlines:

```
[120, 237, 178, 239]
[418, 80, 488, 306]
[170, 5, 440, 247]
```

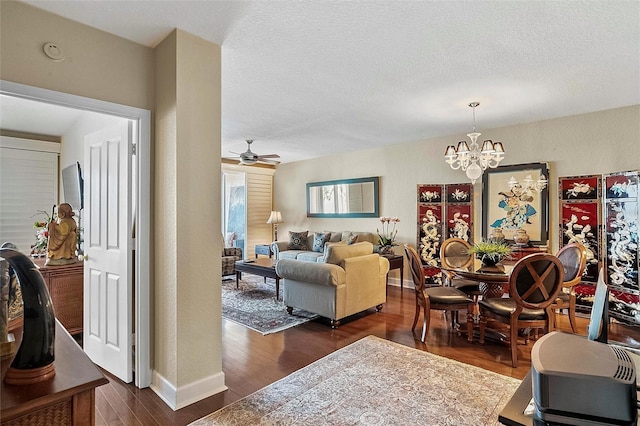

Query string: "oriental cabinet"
[416, 183, 473, 284]
[560, 171, 640, 325]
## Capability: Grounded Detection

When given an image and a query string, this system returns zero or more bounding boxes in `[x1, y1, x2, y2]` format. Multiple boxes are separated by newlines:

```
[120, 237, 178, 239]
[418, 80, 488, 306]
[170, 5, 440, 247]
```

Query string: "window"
[0, 137, 60, 254]
[222, 171, 246, 254]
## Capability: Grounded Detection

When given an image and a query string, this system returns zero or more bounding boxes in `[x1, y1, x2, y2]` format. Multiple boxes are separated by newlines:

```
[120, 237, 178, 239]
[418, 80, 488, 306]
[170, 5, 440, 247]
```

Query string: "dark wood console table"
[1, 321, 108, 425]
[33, 258, 84, 336]
[381, 254, 404, 291]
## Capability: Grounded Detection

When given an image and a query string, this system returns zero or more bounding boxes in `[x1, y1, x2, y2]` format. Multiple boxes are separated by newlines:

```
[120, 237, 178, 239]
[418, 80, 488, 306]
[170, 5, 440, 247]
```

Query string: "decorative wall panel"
[564, 171, 640, 325]
[559, 175, 602, 283]
[603, 170, 639, 324]
[417, 183, 473, 284]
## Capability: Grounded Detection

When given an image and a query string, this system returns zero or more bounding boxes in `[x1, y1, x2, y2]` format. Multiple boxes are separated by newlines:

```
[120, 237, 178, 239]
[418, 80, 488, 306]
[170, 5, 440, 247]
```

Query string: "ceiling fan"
[230, 140, 280, 165]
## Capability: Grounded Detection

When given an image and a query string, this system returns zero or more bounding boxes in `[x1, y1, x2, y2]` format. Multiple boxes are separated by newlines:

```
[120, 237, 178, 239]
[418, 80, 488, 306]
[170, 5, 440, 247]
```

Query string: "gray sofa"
[271, 230, 378, 262]
[275, 241, 390, 327]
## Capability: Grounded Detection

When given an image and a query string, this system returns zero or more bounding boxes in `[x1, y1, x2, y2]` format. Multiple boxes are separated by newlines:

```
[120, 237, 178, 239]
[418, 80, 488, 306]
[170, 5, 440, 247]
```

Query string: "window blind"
[0, 138, 59, 254]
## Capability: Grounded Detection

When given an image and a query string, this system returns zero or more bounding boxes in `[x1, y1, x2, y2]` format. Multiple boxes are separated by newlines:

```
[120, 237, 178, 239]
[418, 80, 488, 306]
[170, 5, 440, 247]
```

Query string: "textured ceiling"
[9, 0, 640, 164]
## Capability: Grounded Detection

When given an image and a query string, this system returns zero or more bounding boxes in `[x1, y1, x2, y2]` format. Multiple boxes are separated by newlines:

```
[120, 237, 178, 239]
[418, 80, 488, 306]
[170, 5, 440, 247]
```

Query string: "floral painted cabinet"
[603, 170, 639, 324]
[416, 183, 473, 284]
[562, 171, 640, 325]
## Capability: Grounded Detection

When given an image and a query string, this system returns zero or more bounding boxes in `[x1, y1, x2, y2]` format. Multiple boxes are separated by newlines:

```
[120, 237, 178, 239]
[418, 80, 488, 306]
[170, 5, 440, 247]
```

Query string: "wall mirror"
[307, 177, 379, 218]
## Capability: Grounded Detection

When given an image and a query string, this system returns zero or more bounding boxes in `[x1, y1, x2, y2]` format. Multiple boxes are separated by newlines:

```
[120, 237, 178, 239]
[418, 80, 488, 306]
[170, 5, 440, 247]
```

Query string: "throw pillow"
[224, 232, 235, 248]
[288, 231, 309, 250]
[347, 233, 358, 245]
[312, 232, 331, 253]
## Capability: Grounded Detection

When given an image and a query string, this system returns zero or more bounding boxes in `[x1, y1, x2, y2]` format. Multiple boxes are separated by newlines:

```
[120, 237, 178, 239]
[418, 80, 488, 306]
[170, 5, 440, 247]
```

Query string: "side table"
[381, 254, 404, 291]
[255, 244, 273, 258]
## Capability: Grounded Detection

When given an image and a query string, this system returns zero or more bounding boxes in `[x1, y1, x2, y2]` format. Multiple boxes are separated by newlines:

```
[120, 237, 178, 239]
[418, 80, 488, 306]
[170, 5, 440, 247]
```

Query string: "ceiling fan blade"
[258, 158, 280, 165]
[257, 154, 280, 159]
[229, 151, 242, 156]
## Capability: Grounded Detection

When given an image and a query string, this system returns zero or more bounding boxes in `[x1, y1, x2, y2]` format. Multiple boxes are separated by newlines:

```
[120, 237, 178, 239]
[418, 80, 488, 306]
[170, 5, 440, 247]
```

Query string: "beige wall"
[155, 29, 224, 407]
[0, 1, 154, 110]
[274, 105, 640, 282]
[2, 1, 225, 408]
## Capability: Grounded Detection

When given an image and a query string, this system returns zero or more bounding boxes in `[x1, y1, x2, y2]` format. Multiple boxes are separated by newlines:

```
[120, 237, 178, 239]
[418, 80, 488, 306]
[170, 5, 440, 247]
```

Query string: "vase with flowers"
[377, 216, 400, 255]
[30, 207, 56, 257]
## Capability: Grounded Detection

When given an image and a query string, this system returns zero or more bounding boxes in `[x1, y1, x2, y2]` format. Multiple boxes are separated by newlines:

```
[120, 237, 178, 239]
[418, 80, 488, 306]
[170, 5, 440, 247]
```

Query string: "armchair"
[276, 242, 389, 328]
[479, 253, 564, 367]
[549, 243, 588, 333]
[405, 244, 474, 343]
[440, 238, 482, 304]
[221, 234, 243, 278]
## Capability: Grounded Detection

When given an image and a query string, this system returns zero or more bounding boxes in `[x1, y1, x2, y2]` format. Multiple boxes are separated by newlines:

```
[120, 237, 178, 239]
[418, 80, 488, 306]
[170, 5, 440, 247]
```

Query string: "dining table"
[441, 259, 515, 299]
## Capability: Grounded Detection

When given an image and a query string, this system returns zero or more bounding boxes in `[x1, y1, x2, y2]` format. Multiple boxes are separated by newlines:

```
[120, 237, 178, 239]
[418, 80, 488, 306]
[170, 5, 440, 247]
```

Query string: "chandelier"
[444, 102, 505, 184]
[507, 174, 548, 196]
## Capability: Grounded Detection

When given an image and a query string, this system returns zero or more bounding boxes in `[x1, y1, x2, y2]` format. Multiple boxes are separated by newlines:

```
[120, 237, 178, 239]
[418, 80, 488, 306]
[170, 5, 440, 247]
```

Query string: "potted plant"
[468, 239, 512, 266]
[377, 216, 400, 255]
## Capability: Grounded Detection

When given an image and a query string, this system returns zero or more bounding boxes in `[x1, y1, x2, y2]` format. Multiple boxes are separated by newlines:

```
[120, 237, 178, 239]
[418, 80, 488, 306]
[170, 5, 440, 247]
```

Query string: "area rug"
[222, 275, 317, 335]
[191, 335, 521, 425]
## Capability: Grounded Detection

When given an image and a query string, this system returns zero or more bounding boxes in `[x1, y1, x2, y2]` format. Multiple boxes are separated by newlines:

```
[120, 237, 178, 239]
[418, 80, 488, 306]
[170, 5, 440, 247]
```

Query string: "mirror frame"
[306, 177, 379, 218]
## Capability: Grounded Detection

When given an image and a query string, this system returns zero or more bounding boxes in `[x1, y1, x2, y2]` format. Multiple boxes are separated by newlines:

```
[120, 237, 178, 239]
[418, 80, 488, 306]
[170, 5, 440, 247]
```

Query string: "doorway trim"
[0, 80, 152, 388]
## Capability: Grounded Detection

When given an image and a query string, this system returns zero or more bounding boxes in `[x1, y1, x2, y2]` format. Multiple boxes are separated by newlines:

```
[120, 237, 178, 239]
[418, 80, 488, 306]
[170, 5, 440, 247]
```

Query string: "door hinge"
[131, 143, 137, 155]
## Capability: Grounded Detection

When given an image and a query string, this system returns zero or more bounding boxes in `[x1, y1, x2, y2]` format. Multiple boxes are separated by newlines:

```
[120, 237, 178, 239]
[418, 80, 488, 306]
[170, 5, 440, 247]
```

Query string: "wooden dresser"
[1, 321, 108, 425]
[33, 258, 84, 336]
[507, 245, 548, 262]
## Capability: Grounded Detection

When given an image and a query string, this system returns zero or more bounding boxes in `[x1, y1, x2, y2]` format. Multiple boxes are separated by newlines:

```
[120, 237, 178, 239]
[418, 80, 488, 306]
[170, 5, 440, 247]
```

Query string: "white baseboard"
[387, 277, 410, 289]
[150, 369, 227, 411]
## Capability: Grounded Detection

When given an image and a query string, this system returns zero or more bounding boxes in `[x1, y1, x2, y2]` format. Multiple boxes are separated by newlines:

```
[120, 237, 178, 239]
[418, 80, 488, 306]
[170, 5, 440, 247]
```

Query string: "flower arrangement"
[468, 239, 512, 266]
[31, 207, 56, 256]
[377, 216, 400, 247]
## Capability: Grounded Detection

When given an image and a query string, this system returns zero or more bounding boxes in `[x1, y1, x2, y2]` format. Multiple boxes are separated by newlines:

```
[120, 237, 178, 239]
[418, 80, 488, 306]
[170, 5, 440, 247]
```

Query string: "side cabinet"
[34, 258, 84, 335]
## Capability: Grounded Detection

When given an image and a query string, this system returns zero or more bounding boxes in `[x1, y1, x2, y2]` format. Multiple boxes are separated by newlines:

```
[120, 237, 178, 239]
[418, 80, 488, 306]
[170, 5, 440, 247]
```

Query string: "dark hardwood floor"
[94, 285, 639, 425]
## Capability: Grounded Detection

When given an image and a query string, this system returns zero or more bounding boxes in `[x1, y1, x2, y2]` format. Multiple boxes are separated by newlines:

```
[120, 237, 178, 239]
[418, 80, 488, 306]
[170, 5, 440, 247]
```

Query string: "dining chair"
[440, 238, 482, 304]
[478, 253, 564, 367]
[549, 243, 588, 333]
[404, 244, 474, 343]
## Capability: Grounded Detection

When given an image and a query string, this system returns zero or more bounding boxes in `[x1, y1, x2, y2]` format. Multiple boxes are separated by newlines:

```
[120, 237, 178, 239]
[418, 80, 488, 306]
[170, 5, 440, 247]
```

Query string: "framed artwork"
[605, 172, 638, 199]
[560, 201, 600, 282]
[418, 185, 443, 203]
[560, 175, 600, 200]
[446, 183, 472, 203]
[417, 183, 474, 283]
[482, 162, 549, 244]
[603, 170, 639, 324]
[446, 204, 472, 241]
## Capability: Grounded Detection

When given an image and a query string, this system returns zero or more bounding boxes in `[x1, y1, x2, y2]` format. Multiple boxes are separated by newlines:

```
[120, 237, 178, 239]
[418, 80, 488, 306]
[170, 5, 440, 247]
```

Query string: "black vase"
[0, 248, 56, 371]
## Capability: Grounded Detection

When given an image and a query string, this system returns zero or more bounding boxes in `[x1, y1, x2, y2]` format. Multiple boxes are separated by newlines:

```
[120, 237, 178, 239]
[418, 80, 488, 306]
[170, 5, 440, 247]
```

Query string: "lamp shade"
[267, 211, 283, 224]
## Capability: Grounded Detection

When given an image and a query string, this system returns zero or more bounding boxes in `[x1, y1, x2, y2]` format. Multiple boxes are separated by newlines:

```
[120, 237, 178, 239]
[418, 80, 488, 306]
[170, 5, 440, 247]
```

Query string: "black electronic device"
[61, 161, 84, 211]
[530, 270, 635, 425]
[531, 332, 636, 425]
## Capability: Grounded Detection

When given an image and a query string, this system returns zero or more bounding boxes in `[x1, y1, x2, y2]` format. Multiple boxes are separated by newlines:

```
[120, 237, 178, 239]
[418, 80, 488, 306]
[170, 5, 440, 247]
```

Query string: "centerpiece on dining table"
[468, 239, 512, 267]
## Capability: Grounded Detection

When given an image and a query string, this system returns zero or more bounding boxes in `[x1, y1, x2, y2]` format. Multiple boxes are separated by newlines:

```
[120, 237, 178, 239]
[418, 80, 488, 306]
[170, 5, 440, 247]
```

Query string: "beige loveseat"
[275, 241, 390, 327]
[271, 230, 378, 262]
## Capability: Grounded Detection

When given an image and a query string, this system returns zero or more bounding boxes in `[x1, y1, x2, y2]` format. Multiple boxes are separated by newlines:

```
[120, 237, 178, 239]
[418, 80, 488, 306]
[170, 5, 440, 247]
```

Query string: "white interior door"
[83, 121, 133, 383]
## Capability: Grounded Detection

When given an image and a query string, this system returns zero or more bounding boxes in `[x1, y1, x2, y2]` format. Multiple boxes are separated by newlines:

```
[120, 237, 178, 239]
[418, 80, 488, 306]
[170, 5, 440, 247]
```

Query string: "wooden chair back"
[509, 253, 564, 310]
[440, 238, 473, 270]
[404, 244, 426, 296]
[556, 243, 588, 288]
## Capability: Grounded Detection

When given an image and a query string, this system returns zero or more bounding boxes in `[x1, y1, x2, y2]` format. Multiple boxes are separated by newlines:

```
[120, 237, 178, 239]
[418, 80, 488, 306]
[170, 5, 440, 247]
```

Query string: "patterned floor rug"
[191, 335, 521, 425]
[222, 275, 318, 335]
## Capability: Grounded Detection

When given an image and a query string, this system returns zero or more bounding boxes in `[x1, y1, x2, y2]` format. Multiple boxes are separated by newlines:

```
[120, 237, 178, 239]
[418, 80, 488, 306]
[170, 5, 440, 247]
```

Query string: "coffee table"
[234, 258, 281, 300]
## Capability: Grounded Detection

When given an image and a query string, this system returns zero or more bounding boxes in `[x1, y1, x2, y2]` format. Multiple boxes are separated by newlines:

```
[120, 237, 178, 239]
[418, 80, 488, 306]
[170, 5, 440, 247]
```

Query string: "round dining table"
[442, 260, 515, 298]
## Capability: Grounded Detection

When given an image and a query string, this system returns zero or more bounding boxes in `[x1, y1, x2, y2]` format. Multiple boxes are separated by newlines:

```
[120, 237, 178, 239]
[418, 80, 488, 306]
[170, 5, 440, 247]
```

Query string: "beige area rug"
[191, 335, 520, 425]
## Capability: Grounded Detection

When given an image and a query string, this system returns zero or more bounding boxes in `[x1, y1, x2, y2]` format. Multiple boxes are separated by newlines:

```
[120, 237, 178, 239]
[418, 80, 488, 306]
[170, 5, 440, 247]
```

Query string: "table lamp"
[267, 211, 284, 241]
